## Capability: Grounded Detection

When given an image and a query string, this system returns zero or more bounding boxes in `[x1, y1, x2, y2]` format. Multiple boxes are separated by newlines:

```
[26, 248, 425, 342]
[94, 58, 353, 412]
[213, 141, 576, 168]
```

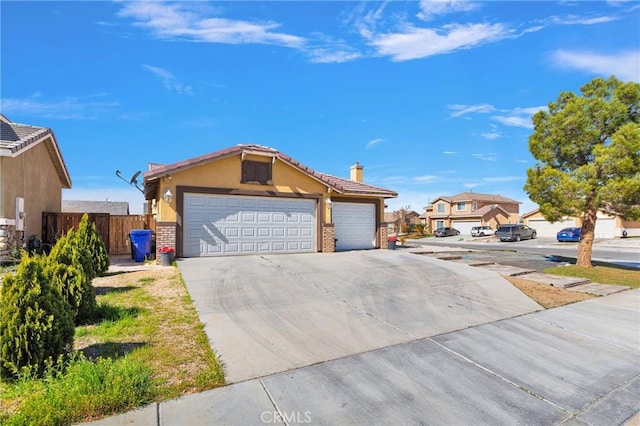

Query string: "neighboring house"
[424, 192, 520, 235]
[143, 144, 397, 258]
[63, 200, 130, 215]
[0, 115, 71, 255]
[384, 210, 421, 234]
[522, 208, 640, 238]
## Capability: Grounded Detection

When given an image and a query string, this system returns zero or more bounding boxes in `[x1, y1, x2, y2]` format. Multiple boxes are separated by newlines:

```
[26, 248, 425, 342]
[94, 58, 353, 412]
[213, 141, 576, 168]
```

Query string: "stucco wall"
[0, 139, 63, 241]
[156, 155, 330, 223]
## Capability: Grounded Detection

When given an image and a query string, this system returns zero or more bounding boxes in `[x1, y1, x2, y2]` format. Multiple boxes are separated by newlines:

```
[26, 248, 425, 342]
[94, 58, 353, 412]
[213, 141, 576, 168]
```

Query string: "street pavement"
[84, 251, 639, 426]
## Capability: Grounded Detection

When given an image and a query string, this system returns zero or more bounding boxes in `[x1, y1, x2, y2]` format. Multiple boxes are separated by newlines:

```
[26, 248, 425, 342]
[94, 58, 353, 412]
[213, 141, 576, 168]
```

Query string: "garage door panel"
[452, 220, 481, 235]
[333, 202, 376, 251]
[528, 219, 575, 237]
[184, 194, 316, 257]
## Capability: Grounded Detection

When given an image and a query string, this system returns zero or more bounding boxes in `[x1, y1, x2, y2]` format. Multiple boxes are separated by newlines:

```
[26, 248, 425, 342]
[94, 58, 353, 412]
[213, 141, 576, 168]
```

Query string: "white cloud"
[492, 115, 533, 128]
[417, 0, 479, 21]
[442, 151, 457, 155]
[548, 14, 619, 25]
[492, 105, 546, 129]
[1, 93, 119, 120]
[307, 48, 362, 63]
[366, 138, 384, 148]
[369, 22, 510, 61]
[143, 65, 193, 94]
[118, 1, 305, 48]
[480, 131, 501, 140]
[463, 182, 481, 189]
[447, 103, 495, 118]
[472, 153, 498, 161]
[550, 50, 640, 82]
[414, 174, 439, 182]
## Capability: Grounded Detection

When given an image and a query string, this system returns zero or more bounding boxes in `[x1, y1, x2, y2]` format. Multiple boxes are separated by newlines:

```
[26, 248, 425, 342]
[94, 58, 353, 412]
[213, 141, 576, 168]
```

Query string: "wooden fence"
[42, 212, 155, 255]
[109, 215, 156, 255]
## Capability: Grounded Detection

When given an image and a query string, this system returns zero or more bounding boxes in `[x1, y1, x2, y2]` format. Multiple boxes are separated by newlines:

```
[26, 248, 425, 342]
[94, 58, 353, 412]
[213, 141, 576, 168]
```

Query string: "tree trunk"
[577, 209, 597, 268]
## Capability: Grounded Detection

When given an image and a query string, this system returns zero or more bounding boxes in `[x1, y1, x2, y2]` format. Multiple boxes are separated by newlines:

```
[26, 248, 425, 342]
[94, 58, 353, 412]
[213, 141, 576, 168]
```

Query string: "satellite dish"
[130, 171, 141, 185]
[114, 169, 144, 193]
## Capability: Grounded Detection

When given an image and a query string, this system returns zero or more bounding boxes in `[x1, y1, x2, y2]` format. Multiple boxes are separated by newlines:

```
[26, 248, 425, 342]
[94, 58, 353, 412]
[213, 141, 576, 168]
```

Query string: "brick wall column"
[322, 223, 335, 253]
[379, 224, 389, 249]
[156, 222, 177, 262]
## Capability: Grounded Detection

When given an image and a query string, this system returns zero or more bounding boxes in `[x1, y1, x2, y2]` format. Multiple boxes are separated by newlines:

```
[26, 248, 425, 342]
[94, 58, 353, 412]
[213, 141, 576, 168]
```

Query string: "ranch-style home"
[424, 192, 520, 235]
[0, 115, 71, 256]
[143, 144, 397, 258]
[522, 208, 640, 238]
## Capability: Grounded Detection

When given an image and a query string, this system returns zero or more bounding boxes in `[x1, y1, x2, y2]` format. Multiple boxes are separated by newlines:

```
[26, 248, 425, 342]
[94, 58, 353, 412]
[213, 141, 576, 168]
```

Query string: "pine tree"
[0, 255, 74, 379]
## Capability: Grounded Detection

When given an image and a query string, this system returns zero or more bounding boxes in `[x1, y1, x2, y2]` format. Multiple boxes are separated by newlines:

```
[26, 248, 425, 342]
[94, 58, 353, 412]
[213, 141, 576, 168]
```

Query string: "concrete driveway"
[179, 250, 542, 383]
[89, 252, 639, 426]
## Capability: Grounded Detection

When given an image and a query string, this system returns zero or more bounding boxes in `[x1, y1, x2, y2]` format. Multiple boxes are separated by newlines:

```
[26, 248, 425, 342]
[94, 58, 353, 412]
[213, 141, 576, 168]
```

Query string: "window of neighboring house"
[437, 203, 445, 213]
[472, 202, 477, 211]
[241, 160, 272, 184]
[456, 202, 466, 211]
[436, 220, 445, 229]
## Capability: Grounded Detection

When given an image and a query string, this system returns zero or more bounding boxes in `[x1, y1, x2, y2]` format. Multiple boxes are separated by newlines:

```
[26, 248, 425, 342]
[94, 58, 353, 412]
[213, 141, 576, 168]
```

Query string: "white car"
[471, 226, 494, 237]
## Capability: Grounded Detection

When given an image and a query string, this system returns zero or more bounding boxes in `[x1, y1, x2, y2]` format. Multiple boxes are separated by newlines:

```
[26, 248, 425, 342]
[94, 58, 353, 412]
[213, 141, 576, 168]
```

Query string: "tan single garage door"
[183, 194, 316, 257]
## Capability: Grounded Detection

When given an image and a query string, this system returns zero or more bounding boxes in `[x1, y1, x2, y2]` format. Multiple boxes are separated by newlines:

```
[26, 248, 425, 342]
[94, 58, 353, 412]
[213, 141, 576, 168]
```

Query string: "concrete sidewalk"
[84, 288, 640, 426]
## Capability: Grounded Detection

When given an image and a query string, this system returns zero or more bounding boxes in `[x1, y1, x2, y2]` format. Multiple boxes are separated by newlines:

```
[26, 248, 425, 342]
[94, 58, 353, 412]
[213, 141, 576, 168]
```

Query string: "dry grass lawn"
[76, 267, 224, 400]
[505, 276, 595, 309]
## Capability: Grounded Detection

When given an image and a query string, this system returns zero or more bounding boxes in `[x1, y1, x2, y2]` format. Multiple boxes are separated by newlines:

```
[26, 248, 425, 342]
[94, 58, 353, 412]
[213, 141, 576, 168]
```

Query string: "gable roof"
[62, 200, 130, 215]
[431, 192, 520, 205]
[0, 115, 72, 188]
[144, 144, 397, 199]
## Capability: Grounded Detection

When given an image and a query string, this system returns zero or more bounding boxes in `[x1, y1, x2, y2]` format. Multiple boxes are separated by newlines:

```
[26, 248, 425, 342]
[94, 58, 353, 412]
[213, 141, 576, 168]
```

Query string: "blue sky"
[2, 1, 639, 214]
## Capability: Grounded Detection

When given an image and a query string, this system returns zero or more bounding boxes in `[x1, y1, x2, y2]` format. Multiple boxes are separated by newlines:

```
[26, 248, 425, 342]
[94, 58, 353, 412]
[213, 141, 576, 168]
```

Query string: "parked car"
[434, 227, 460, 237]
[496, 224, 537, 242]
[557, 227, 581, 242]
[471, 225, 494, 237]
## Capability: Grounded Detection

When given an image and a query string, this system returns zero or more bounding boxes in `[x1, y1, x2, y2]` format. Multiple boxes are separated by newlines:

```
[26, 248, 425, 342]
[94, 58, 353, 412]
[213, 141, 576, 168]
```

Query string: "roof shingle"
[144, 144, 397, 198]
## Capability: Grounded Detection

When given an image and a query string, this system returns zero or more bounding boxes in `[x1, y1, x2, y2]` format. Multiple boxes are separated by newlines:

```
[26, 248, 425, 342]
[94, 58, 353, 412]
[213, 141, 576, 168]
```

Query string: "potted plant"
[387, 236, 397, 250]
[159, 246, 175, 266]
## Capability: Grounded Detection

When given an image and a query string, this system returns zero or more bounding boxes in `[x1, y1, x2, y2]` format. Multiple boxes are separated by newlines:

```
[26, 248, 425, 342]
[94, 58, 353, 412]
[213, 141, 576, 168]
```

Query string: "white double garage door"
[183, 193, 375, 257]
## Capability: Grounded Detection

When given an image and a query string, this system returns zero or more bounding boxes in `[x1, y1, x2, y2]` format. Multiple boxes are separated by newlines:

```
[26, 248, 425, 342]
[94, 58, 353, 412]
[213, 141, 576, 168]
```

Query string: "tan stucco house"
[143, 144, 397, 258]
[0, 115, 71, 255]
[424, 192, 520, 235]
[522, 208, 640, 238]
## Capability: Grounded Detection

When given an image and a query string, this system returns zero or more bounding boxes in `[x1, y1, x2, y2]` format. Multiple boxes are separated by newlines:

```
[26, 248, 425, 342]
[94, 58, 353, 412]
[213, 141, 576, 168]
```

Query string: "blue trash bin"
[130, 229, 153, 262]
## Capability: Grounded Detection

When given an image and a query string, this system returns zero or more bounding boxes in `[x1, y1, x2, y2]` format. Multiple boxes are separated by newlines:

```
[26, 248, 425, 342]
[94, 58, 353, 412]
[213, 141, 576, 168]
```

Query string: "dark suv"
[496, 224, 536, 242]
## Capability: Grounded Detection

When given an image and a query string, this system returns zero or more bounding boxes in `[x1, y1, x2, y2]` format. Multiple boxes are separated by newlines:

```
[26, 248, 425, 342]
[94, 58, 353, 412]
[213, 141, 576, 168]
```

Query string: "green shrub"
[47, 231, 96, 324]
[0, 255, 74, 379]
[76, 214, 110, 276]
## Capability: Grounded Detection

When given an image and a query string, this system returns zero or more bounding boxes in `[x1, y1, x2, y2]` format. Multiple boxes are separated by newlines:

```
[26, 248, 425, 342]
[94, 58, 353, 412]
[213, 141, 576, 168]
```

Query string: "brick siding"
[322, 223, 335, 253]
[156, 222, 176, 261]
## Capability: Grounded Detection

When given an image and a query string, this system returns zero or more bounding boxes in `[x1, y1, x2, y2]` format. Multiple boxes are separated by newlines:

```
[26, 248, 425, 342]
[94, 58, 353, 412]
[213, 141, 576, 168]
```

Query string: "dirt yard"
[505, 276, 595, 309]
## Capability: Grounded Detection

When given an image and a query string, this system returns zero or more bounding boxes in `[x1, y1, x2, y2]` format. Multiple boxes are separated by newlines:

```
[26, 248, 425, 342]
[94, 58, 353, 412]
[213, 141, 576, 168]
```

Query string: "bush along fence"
[0, 214, 108, 379]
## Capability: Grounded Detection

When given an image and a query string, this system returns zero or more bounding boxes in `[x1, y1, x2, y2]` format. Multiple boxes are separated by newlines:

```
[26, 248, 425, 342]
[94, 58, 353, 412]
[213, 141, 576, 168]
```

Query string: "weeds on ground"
[0, 355, 153, 426]
[1, 268, 225, 424]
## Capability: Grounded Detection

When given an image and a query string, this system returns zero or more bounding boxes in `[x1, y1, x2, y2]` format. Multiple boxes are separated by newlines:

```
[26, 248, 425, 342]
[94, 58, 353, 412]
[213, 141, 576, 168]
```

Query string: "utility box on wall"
[15, 197, 24, 231]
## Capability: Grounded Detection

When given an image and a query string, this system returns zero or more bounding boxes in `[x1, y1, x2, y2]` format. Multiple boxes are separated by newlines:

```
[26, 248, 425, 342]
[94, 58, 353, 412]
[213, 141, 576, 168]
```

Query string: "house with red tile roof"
[143, 144, 397, 257]
[424, 192, 520, 235]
